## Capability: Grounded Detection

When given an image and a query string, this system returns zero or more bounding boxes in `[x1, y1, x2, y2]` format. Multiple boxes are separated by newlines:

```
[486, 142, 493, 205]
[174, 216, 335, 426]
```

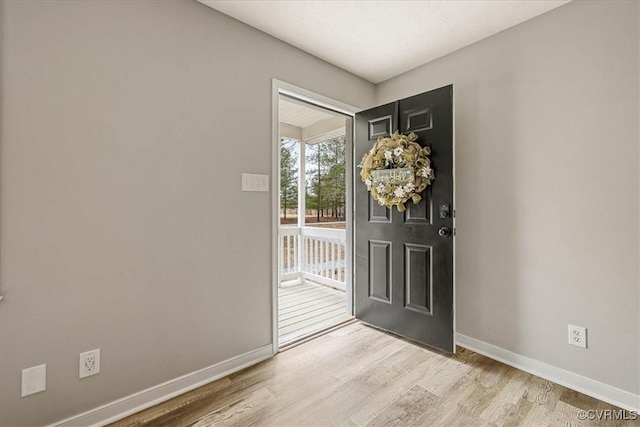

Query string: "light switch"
[242, 173, 269, 192]
[22, 364, 46, 397]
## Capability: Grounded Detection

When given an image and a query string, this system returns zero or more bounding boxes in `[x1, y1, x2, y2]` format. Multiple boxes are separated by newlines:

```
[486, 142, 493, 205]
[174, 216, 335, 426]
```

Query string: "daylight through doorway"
[277, 95, 353, 346]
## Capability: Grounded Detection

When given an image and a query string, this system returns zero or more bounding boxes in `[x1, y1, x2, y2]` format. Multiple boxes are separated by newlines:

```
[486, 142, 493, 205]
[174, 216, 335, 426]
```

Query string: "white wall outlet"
[568, 324, 587, 348]
[21, 364, 46, 397]
[242, 173, 269, 192]
[79, 349, 100, 378]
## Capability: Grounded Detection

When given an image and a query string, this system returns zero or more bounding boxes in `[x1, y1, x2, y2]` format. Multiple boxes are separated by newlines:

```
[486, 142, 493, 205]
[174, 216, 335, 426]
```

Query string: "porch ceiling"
[279, 97, 346, 144]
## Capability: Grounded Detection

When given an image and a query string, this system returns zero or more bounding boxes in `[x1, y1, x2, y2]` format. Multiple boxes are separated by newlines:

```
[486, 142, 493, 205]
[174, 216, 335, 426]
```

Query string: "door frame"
[271, 79, 359, 353]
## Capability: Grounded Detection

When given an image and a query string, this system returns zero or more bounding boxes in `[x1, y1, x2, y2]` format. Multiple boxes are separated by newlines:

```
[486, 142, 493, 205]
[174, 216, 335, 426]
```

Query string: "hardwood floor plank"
[500, 394, 535, 427]
[347, 358, 437, 425]
[547, 400, 590, 427]
[189, 387, 277, 427]
[108, 377, 234, 427]
[366, 384, 440, 426]
[525, 375, 562, 407]
[479, 369, 530, 424]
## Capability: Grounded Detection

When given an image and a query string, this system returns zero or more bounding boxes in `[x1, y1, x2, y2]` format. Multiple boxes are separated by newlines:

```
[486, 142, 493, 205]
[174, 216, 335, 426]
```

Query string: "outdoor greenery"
[306, 136, 346, 220]
[280, 136, 346, 221]
[280, 139, 298, 219]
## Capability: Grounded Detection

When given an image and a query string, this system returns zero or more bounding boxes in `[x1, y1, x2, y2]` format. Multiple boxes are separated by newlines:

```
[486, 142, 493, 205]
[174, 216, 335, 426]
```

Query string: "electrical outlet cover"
[79, 349, 101, 378]
[568, 324, 587, 348]
[22, 364, 46, 397]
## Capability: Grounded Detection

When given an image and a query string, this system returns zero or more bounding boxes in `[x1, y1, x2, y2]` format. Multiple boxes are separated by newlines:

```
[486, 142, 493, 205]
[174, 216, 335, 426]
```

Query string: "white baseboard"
[50, 344, 274, 427]
[456, 333, 640, 413]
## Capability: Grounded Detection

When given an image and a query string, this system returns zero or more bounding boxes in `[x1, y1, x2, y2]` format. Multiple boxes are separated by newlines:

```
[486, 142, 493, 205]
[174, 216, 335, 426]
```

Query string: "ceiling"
[199, 0, 570, 84]
[280, 97, 336, 129]
[279, 97, 346, 144]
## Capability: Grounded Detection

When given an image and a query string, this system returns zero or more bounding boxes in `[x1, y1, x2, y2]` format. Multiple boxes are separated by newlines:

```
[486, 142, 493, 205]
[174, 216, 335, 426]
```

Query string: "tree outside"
[280, 139, 298, 220]
[280, 136, 346, 227]
[306, 136, 346, 223]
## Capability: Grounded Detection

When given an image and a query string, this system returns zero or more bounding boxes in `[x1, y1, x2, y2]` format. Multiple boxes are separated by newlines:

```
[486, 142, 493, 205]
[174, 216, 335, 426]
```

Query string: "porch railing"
[279, 225, 346, 291]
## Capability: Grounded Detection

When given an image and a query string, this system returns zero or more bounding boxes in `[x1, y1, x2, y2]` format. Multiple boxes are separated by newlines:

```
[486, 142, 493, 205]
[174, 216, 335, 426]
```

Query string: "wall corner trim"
[49, 344, 274, 427]
[456, 333, 640, 413]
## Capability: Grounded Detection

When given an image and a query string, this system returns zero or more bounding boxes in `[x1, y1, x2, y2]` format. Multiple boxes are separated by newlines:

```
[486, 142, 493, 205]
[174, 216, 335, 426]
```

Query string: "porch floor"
[278, 281, 351, 344]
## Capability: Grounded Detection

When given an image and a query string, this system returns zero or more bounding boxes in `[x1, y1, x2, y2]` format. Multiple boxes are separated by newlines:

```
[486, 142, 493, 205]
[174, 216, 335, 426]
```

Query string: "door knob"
[438, 227, 451, 237]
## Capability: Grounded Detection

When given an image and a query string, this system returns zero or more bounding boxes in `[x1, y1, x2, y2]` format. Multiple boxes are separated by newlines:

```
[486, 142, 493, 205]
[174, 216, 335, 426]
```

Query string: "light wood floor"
[279, 281, 351, 344]
[111, 323, 633, 427]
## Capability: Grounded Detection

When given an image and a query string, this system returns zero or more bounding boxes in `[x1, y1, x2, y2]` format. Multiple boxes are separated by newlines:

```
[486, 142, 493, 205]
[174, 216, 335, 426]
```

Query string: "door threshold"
[278, 317, 357, 352]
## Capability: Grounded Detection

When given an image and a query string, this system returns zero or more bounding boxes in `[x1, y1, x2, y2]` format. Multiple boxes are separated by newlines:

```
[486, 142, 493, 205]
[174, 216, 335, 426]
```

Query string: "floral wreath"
[358, 131, 434, 212]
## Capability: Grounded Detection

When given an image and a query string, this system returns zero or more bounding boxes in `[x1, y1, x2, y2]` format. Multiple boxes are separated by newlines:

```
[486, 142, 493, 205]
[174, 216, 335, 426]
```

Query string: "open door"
[354, 85, 454, 352]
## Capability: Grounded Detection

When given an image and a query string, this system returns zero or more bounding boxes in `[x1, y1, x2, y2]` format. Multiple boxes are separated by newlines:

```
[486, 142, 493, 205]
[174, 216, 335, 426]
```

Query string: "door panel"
[355, 85, 454, 352]
[369, 240, 392, 303]
[368, 114, 395, 140]
[404, 187, 432, 224]
[405, 243, 432, 315]
[402, 107, 433, 133]
[369, 196, 392, 223]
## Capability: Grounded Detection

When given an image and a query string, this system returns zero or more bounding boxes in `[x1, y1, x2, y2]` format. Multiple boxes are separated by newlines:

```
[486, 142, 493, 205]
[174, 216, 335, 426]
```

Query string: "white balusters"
[279, 225, 347, 290]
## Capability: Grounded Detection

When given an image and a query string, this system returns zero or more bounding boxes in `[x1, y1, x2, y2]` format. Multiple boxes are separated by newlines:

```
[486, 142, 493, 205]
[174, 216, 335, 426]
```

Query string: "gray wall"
[0, 1, 375, 425]
[378, 0, 640, 395]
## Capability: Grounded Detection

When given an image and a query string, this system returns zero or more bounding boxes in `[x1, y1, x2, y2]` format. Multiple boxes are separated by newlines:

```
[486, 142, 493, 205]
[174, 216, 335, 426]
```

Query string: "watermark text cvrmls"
[576, 409, 638, 421]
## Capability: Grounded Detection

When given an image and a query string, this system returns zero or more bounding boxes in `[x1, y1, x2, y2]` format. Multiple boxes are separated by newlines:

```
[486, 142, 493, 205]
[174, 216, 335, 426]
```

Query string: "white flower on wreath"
[394, 187, 406, 198]
[393, 147, 403, 157]
[384, 150, 393, 161]
[376, 183, 386, 193]
[421, 167, 433, 177]
[404, 182, 415, 192]
[364, 178, 372, 190]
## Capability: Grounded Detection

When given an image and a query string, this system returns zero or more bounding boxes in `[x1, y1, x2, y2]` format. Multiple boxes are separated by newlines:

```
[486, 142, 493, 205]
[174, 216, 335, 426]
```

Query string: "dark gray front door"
[354, 85, 454, 352]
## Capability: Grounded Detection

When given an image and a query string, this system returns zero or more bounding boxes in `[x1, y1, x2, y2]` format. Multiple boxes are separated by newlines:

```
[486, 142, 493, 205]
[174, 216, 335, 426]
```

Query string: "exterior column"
[297, 141, 306, 283]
